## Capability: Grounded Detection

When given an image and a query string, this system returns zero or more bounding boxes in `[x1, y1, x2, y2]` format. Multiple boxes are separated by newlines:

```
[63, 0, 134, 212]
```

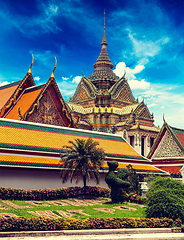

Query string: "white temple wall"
[0, 167, 108, 190]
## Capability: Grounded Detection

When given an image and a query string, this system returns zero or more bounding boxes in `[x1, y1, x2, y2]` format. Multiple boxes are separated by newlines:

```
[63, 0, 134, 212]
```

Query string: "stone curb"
[0, 228, 182, 238]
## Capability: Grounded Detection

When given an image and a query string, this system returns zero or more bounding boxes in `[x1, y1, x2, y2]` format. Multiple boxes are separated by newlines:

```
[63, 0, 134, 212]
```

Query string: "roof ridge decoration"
[28, 54, 34, 74]
[50, 57, 57, 79]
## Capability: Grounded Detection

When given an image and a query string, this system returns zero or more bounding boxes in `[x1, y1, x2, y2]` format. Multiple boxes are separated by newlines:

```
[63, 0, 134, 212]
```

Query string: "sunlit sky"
[0, 0, 184, 128]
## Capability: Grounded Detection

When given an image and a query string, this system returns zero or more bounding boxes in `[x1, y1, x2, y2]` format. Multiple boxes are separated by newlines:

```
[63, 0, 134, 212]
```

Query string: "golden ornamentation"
[28, 54, 34, 74]
[50, 57, 57, 78]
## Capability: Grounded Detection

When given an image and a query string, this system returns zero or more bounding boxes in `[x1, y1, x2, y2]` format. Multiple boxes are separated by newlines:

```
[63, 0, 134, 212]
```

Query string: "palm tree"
[60, 138, 105, 188]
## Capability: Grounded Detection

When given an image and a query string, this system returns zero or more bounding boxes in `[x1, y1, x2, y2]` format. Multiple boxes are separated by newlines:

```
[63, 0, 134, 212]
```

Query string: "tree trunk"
[83, 175, 87, 191]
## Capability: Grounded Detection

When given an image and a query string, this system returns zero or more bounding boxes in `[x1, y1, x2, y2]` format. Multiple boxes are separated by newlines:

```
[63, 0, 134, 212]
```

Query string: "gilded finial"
[163, 114, 165, 122]
[104, 9, 105, 33]
[50, 57, 57, 78]
[101, 10, 108, 45]
[28, 54, 34, 74]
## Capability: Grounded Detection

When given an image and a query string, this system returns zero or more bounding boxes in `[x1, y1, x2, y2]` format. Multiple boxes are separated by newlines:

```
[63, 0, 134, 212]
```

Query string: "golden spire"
[50, 57, 57, 78]
[104, 9, 105, 35]
[28, 54, 34, 74]
[101, 10, 108, 45]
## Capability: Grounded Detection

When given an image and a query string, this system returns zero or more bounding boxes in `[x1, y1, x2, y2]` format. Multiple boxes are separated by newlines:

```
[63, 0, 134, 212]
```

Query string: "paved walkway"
[3, 232, 184, 240]
[0, 228, 183, 240]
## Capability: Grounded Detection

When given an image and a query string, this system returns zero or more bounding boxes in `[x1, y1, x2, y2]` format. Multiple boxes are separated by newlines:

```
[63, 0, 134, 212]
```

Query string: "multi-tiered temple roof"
[88, 14, 119, 90]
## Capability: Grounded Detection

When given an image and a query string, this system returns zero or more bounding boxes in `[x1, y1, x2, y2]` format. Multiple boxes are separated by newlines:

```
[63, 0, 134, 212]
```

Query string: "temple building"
[147, 119, 184, 180]
[0, 118, 167, 189]
[67, 15, 160, 156]
[0, 58, 74, 128]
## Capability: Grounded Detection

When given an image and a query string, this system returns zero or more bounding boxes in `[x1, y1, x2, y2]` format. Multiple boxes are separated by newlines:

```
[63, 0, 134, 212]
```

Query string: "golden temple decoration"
[50, 57, 57, 78]
[28, 54, 34, 74]
[18, 106, 22, 120]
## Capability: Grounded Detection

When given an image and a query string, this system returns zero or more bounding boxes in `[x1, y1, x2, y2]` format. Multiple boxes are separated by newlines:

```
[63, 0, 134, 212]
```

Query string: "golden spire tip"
[28, 54, 34, 74]
[51, 57, 57, 78]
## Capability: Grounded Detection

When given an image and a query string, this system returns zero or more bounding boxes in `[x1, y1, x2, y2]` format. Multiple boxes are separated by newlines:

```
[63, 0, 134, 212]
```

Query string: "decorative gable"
[70, 77, 97, 104]
[110, 78, 135, 103]
[73, 86, 92, 102]
[154, 130, 184, 158]
[138, 107, 152, 119]
[26, 90, 68, 126]
[23, 78, 73, 128]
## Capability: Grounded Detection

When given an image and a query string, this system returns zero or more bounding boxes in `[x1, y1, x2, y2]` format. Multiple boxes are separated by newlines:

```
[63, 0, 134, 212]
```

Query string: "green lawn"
[0, 198, 146, 219]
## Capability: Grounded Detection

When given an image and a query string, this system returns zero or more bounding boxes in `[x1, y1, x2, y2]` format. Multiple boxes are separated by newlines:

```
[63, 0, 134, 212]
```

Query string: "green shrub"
[146, 177, 184, 222]
[0, 217, 180, 231]
[105, 161, 130, 203]
[0, 186, 111, 201]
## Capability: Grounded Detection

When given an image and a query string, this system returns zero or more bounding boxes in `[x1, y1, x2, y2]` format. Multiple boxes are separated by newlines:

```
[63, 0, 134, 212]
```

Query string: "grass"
[0, 198, 146, 219]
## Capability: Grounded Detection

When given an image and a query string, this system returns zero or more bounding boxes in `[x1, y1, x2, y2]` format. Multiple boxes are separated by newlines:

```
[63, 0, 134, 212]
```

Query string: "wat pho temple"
[0, 17, 183, 189]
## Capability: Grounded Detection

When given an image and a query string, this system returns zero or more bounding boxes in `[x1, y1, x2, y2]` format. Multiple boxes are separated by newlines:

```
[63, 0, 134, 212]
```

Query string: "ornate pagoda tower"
[67, 12, 159, 156]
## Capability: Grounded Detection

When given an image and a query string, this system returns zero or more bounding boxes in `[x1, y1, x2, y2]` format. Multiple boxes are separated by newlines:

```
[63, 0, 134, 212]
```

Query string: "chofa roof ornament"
[28, 54, 34, 74]
[50, 57, 57, 78]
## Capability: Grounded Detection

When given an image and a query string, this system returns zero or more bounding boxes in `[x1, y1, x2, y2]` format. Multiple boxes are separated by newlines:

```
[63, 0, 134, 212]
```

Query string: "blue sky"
[0, 0, 184, 128]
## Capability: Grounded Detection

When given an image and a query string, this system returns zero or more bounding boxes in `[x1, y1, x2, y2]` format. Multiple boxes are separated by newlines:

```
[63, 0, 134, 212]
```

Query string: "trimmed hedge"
[0, 186, 147, 204]
[0, 217, 181, 231]
[0, 186, 110, 201]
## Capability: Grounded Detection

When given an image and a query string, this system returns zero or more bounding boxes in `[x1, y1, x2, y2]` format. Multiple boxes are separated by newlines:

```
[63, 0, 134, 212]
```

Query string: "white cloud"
[72, 76, 82, 84]
[30, 50, 54, 66]
[128, 33, 161, 58]
[128, 79, 150, 90]
[133, 83, 184, 128]
[148, 103, 157, 107]
[0, 81, 9, 86]
[62, 77, 69, 81]
[113, 62, 149, 90]
[60, 89, 75, 96]
[114, 61, 145, 80]
[34, 76, 40, 81]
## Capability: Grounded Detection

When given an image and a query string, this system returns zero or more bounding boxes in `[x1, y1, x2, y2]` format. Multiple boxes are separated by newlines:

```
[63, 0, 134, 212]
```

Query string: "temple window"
[150, 137, 154, 148]
[141, 137, 145, 156]
[129, 136, 134, 147]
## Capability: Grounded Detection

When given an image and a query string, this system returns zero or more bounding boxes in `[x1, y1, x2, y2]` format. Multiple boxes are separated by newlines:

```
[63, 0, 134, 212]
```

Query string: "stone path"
[3, 232, 184, 240]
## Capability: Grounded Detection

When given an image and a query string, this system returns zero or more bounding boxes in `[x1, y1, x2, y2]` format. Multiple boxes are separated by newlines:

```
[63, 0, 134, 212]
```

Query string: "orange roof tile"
[175, 133, 184, 147]
[0, 118, 167, 174]
[157, 166, 182, 174]
[5, 86, 43, 120]
[0, 81, 20, 110]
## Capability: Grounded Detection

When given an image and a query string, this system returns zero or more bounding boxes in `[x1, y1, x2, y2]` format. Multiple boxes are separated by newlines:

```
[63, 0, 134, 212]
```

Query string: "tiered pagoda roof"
[88, 12, 119, 90]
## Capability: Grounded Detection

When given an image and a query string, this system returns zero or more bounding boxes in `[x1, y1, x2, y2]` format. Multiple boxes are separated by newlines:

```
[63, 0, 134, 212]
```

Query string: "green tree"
[60, 138, 105, 188]
[146, 177, 184, 222]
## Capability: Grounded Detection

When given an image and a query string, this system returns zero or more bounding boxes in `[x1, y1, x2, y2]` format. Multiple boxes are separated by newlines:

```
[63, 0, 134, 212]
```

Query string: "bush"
[0, 186, 111, 201]
[0, 217, 180, 231]
[146, 177, 184, 222]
